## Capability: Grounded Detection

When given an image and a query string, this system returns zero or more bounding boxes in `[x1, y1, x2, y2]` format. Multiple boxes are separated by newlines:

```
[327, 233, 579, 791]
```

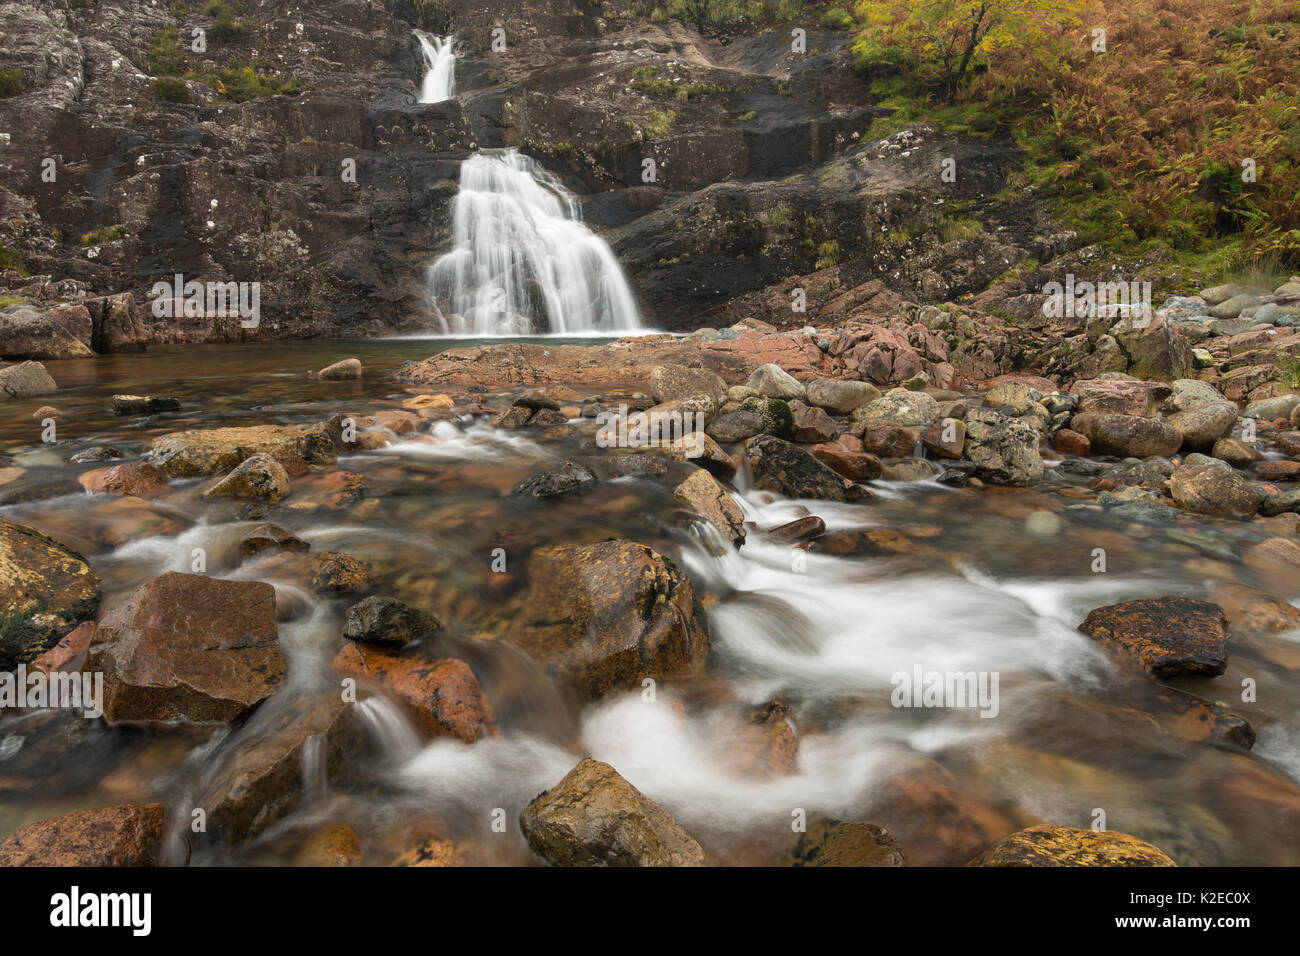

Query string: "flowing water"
[414, 31, 456, 104]
[2, 341, 1299, 865]
[426, 149, 644, 336]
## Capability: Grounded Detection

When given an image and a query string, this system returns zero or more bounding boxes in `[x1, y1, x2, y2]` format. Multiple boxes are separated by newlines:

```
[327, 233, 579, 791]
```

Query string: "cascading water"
[426, 148, 643, 336]
[414, 31, 456, 104]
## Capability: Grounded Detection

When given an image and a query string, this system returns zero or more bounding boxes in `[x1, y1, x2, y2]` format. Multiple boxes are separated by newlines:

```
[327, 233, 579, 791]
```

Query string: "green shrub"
[148, 28, 186, 76]
[204, 64, 303, 102]
[211, 15, 247, 40]
[0, 68, 24, 98]
[170, 0, 189, 15]
[821, 6, 854, 30]
[80, 224, 130, 246]
[151, 75, 191, 103]
[645, 109, 677, 138]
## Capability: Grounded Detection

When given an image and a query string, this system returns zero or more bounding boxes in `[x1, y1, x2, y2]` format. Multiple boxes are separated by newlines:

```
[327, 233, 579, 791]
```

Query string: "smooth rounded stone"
[853, 389, 940, 428]
[31, 405, 59, 420]
[674, 468, 746, 546]
[727, 384, 759, 403]
[1260, 488, 1300, 517]
[1153, 686, 1255, 749]
[318, 358, 362, 380]
[881, 458, 938, 482]
[514, 540, 709, 701]
[765, 515, 827, 544]
[743, 434, 847, 501]
[1254, 302, 1282, 325]
[1169, 463, 1265, 518]
[963, 407, 1043, 485]
[87, 571, 284, 724]
[239, 522, 310, 556]
[110, 394, 181, 415]
[746, 363, 806, 400]
[738, 396, 793, 438]
[1164, 379, 1228, 413]
[510, 461, 597, 499]
[1079, 596, 1228, 677]
[805, 378, 880, 414]
[1156, 295, 1211, 322]
[790, 403, 838, 443]
[0, 804, 166, 867]
[706, 410, 763, 443]
[1199, 283, 1244, 306]
[1096, 486, 1174, 523]
[857, 422, 919, 458]
[1053, 428, 1091, 457]
[1025, 511, 1062, 536]
[901, 372, 929, 390]
[202, 452, 291, 502]
[1209, 293, 1263, 319]
[1211, 437, 1263, 467]
[0, 517, 102, 669]
[1254, 459, 1300, 481]
[342, 595, 442, 648]
[969, 825, 1175, 867]
[520, 759, 706, 867]
[1244, 394, 1300, 420]
[1070, 412, 1182, 458]
[1276, 431, 1300, 456]
[921, 417, 965, 458]
[984, 380, 1038, 414]
[651, 364, 727, 407]
[810, 444, 882, 481]
[332, 642, 491, 741]
[0, 360, 58, 399]
[78, 461, 169, 498]
[69, 445, 126, 464]
[150, 420, 338, 477]
[1164, 401, 1238, 451]
[1181, 452, 1230, 471]
[1192, 347, 1214, 367]
[787, 819, 907, 867]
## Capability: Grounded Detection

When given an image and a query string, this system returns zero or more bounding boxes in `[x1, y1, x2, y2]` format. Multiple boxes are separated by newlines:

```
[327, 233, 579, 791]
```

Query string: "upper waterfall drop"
[426, 149, 643, 336]
[414, 31, 456, 104]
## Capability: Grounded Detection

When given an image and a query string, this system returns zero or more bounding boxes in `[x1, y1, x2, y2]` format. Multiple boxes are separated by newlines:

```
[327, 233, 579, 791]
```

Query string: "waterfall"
[414, 31, 456, 104]
[426, 148, 643, 336]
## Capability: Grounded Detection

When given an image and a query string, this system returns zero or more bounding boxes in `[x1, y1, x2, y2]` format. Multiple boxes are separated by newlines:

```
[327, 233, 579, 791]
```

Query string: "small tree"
[852, 0, 1093, 102]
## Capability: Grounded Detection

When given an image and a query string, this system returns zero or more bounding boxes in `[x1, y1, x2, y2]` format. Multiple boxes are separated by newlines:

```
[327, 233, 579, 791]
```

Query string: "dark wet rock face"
[1079, 597, 1229, 678]
[743, 434, 847, 501]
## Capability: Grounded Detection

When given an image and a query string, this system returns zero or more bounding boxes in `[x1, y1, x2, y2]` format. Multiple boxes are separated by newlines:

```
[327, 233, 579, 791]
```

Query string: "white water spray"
[414, 31, 456, 104]
[426, 148, 643, 335]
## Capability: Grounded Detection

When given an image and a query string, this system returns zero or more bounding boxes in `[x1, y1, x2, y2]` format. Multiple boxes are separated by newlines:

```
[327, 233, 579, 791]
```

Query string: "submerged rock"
[88, 572, 285, 724]
[110, 394, 181, 415]
[969, 825, 1175, 866]
[78, 461, 169, 498]
[202, 453, 291, 502]
[787, 819, 908, 867]
[1079, 596, 1228, 677]
[341, 596, 442, 649]
[0, 517, 101, 669]
[511, 461, 597, 499]
[151, 421, 337, 477]
[519, 758, 706, 867]
[514, 540, 709, 701]
[318, 358, 362, 381]
[0, 803, 166, 866]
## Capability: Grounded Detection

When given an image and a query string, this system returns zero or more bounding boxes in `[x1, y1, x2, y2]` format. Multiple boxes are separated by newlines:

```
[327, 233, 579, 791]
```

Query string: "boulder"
[746, 363, 806, 399]
[650, 364, 727, 407]
[0, 517, 100, 669]
[318, 358, 362, 381]
[1070, 412, 1182, 458]
[805, 378, 880, 414]
[519, 758, 706, 867]
[1079, 596, 1229, 677]
[1169, 464, 1265, 518]
[857, 422, 919, 457]
[969, 825, 1175, 866]
[78, 461, 169, 498]
[87, 572, 285, 724]
[511, 461, 597, 499]
[0, 360, 57, 399]
[0, 306, 94, 359]
[738, 396, 794, 438]
[331, 642, 493, 742]
[1164, 378, 1230, 413]
[110, 394, 181, 416]
[811, 444, 882, 481]
[88, 293, 148, 353]
[308, 551, 371, 594]
[674, 468, 746, 546]
[202, 453, 291, 502]
[921, 417, 966, 459]
[341, 596, 442, 649]
[853, 389, 940, 428]
[0, 803, 166, 866]
[963, 408, 1043, 485]
[787, 819, 908, 867]
[1164, 402, 1238, 451]
[1245, 394, 1300, 420]
[1210, 437, 1262, 467]
[151, 422, 337, 477]
[744, 434, 848, 501]
[1072, 379, 1165, 417]
[239, 523, 310, 557]
[513, 540, 709, 701]
[790, 403, 838, 443]
[706, 410, 763, 442]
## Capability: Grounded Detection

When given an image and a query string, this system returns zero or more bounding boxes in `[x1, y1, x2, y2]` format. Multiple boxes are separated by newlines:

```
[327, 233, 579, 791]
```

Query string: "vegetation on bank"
[146, 20, 305, 105]
[848, 0, 1300, 274]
